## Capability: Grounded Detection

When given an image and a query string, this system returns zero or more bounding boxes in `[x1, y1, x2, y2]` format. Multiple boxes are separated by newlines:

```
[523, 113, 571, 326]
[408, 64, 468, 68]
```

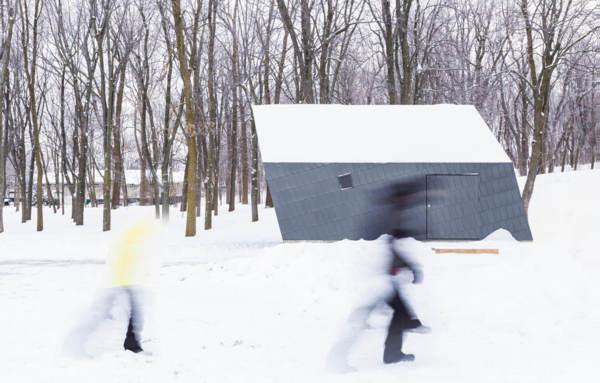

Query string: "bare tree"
[170, 0, 199, 236]
[0, 1, 15, 234]
[157, 0, 183, 221]
[20, 0, 44, 231]
[277, 0, 316, 103]
[1, 0, 597, 236]
[518, 0, 599, 214]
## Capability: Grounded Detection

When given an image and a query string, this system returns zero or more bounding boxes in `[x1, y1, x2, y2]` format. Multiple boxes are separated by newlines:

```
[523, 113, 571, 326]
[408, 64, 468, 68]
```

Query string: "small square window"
[338, 173, 353, 190]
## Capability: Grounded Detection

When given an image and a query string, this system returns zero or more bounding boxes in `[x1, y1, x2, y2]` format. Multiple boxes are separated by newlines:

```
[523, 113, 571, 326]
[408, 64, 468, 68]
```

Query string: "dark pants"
[123, 287, 143, 353]
[65, 286, 145, 357]
[383, 294, 412, 363]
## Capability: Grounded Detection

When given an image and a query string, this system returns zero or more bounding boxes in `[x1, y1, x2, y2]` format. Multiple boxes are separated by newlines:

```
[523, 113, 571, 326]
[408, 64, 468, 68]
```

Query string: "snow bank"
[518, 169, 600, 262]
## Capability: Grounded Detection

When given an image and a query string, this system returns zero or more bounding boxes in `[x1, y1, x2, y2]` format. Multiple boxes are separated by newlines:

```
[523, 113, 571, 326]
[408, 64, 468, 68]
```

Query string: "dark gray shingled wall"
[264, 163, 533, 241]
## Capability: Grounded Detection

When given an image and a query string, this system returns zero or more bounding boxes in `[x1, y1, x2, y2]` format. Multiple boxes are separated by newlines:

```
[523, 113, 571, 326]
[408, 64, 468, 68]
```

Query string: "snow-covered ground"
[1, 169, 599, 382]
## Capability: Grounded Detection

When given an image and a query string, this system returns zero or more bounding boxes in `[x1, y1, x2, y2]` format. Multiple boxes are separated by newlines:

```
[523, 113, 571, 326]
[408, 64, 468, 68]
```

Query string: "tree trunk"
[203, 0, 218, 230]
[274, 30, 288, 105]
[250, 116, 259, 222]
[318, 1, 333, 104]
[518, 85, 529, 176]
[26, 142, 34, 222]
[53, 150, 60, 211]
[171, 0, 197, 236]
[61, 162, 65, 215]
[0, 8, 15, 233]
[180, 154, 189, 212]
[382, 0, 397, 104]
[265, 183, 273, 208]
[58, 69, 75, 218]
[228, 1, 239, 212]
[396, 0, 413, 105]
[240, 102, 248, 204]
[96, 11, 113, 232]
[40, 150, 56, 214]
[15, 180, 20, 213]
[112, 62, 127, 209]
[159, 53, 182, 222]
[138, 98, 149, 206]
[196, 143, 202, 217]
[21, 0, 43, 230]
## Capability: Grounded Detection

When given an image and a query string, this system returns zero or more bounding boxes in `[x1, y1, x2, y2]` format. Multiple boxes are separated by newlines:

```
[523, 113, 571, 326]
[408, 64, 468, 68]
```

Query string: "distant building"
[253, 104, 533, 241]
[41, 170, 185, 204]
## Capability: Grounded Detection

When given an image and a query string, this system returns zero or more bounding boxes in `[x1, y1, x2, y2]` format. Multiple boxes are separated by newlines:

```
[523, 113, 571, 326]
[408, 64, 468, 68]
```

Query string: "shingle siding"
[264, 162, 533, 241]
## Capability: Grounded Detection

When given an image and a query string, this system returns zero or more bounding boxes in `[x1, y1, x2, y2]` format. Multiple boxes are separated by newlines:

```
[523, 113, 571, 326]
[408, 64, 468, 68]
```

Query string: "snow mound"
[482, 228, 517, 241]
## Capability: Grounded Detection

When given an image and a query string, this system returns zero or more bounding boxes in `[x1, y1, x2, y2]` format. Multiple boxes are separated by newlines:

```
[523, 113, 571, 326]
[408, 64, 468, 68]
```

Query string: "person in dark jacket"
[327, 179, 434, 371]
[382, 180, 433, 363]
[383, 231, 428, 363]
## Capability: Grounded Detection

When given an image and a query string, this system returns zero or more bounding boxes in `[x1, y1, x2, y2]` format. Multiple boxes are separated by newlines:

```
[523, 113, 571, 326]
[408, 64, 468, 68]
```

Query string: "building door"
[426, 174, 481, 240]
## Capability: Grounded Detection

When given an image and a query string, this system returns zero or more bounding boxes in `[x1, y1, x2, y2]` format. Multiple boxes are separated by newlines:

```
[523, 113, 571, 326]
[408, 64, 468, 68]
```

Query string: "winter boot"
[123, 318, 143, 353]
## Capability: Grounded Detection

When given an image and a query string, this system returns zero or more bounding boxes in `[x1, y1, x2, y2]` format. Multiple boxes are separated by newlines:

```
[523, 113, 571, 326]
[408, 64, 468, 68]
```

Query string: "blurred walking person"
[65, 219, 161, 357]
[383, 230, 428, 363]
[327, 178, 434, 371]
[382, 179, 432, 363]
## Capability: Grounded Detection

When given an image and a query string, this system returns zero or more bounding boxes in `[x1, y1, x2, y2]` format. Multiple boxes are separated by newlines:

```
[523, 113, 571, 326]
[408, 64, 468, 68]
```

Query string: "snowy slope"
[1, 169, 599, 382]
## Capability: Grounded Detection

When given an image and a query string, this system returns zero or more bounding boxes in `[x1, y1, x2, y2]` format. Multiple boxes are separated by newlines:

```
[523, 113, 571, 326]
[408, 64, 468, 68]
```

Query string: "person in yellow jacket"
[106, 218, 158, 288]
[105, 218, 160, 353]
[65, 218, 161, 357]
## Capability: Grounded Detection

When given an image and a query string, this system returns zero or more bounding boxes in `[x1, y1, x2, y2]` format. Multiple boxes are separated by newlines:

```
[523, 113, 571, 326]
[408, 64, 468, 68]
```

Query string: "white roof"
[252, 104, 510, 163]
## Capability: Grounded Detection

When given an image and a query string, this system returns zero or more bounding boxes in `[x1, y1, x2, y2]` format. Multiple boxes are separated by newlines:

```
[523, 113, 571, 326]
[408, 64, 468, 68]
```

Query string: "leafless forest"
[0, 0, 598, 235]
